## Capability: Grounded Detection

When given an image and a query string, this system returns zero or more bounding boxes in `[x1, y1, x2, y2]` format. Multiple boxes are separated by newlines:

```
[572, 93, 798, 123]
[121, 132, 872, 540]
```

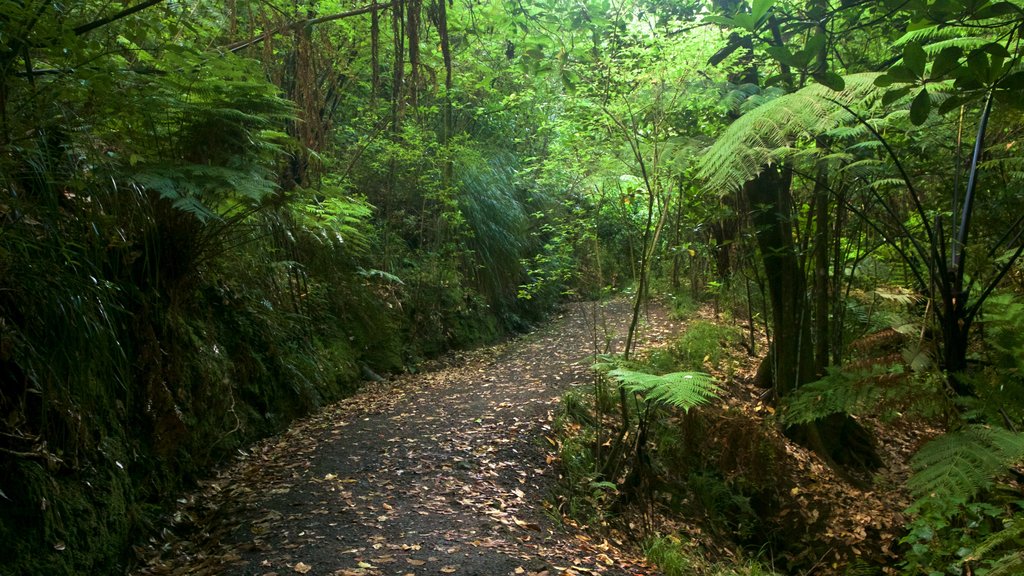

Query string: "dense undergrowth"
[0, 7, 577, 573]
[551, 290, 1024, 576]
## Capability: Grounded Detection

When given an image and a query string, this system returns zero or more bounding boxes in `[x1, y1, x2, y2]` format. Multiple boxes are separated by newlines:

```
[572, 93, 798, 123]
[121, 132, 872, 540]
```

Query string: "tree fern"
[907, 425, 1024, 515]
[697, 73, 884, 193]
[605, 368, 719, 412]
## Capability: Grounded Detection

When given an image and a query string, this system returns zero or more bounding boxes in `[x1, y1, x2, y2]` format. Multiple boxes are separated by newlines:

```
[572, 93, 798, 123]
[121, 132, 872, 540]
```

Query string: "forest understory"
[4, 0, 1024, 574]
[127, 297, 944, 576]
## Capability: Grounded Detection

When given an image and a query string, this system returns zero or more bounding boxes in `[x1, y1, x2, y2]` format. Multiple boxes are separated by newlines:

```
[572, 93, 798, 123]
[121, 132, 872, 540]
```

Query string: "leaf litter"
[131, 299, 664, 576]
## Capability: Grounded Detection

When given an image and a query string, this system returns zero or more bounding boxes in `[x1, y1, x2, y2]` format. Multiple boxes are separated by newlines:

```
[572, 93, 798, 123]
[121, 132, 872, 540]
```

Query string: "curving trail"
[134, 299, 676, 576]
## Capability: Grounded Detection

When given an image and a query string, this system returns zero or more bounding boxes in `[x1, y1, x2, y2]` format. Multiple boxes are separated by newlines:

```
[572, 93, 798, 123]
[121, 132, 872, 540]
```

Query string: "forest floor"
[132, 298, 676, 576]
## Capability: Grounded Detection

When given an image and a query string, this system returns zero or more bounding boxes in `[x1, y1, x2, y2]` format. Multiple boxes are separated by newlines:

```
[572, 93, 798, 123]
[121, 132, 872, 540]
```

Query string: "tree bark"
[746, 166, 814, 399]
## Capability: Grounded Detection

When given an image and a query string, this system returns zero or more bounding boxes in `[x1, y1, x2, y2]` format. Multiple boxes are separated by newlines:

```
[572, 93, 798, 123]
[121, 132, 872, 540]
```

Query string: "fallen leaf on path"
[294, 562, 312, 574]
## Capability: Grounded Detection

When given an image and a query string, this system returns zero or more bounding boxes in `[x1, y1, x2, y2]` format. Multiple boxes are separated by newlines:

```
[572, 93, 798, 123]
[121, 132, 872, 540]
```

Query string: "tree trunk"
[746, 166, 814, 398]
[812, 167, 830, 375]
[746, 166, 881, 479]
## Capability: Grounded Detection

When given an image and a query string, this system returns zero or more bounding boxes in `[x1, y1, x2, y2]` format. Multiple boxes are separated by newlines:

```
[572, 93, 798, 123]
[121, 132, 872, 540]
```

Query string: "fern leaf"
[606, 368, 719, 412]
[985, 551, 1024, 576]
[893, 25, 970, 48]
[698, 73, 884, 193]
[968, 516, 1024, 564]
[907, 426, 1024, 514]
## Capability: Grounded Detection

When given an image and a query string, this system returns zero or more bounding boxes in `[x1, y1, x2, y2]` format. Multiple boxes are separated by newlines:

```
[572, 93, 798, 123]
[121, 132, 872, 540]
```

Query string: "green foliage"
[645, 534, 780, 576]
[781, 364, 948, 425]
[605, 368, 719, 412]
[671, 320, 744, 372]
[907, 426, 1024, 516]
[901, 426, 1024, 575]
[697, 74, 883, 193]
[645, 535, 700, 575]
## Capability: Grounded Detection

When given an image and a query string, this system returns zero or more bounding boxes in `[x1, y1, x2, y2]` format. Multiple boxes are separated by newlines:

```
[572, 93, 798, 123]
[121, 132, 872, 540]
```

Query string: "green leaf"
[938, 93, 971, 115]
[814, 71, 845, 91]
[732, 13, 756, 32]
[606, 368, 719, 412]
[765, 45, 800, 68]
[966, 47, 992, 84]
[930, 46, 963, 79]
[751, 0, 776, 23]
[973, 1, 1023, 19]
[909, 87, 931, 125]
[704, 15, 736, 28]
[874, 74, 896, 88]
[887, 65, 920, 84]
[880, 85, 913, 107]
[999, 71, 1024, 91]
[805, 32, 827, 62]
[903, 43, 927, 78]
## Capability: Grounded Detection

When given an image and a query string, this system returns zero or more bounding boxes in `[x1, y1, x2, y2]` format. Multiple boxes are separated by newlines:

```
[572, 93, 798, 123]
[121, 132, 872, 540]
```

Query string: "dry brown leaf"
[293, 561, 312, 574]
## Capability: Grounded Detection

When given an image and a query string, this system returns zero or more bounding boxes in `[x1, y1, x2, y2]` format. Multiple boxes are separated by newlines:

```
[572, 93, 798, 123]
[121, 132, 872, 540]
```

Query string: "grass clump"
[646, 534, 781, 576]
[672, 320, 743, 371]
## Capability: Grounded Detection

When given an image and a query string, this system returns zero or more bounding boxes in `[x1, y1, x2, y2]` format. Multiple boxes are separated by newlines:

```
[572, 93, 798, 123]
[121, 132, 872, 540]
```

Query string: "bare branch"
[73, 0, 167, 36]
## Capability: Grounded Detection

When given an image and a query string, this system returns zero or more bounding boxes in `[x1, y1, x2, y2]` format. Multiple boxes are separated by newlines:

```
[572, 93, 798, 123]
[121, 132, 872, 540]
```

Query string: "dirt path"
[134, 299, 676, 576]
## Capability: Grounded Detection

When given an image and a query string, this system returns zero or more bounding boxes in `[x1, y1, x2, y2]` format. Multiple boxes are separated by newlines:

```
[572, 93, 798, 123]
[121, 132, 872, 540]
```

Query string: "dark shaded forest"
[2, 0, 1024, 574]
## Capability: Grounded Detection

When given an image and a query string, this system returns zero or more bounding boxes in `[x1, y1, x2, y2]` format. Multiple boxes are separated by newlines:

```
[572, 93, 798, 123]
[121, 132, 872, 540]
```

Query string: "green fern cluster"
[907, 425, 1024, 515]
[902, 426, 1024, 574]
[781, 363, 946, 425]
[605, 368, 719, 412]
[697, 73, 884, 193]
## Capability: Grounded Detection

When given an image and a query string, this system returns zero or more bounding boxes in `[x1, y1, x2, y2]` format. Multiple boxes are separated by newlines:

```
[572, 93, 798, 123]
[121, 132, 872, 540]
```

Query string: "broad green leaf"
[732, 13, 756, 32]
[1000, 71, 1024, 91]
[765, 45, 800, 68]
[704, 15, 736, 27]
[973, 1, 1023, 18]
[814, 71, 846, 91]
[887, 65, 920, 84]
[903, 43, 927, 78]
[751, 0, 776, 23]
[938, 93, 971, 115]
[966, 47, 992, 84]
[931, 46, 963, 79]
[874, 74, 896, 88]
[909, 87, 931, 125]
[882, 85, 912, 107]
[805, 32, 827, 62]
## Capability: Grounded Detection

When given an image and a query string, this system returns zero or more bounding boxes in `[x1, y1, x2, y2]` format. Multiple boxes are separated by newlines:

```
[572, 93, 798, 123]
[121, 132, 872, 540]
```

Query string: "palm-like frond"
[908, 425, 1024, 514]
[606, 368, 719, 412]
[697, 73, 884, 193]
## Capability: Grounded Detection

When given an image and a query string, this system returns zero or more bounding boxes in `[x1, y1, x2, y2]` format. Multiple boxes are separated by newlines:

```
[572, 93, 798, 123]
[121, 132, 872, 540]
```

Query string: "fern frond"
[907, 426, 1024, 514]
[968, 516, 1024, 564]
[986, 552, 1024, 576]
[893, 25, 972, 48]
[697, 73, 884, 193]
[781, 356, 949, 425]
[868, 177, 907, 190]
[874, 285, 925, 305]
[606, 368, 719, 412]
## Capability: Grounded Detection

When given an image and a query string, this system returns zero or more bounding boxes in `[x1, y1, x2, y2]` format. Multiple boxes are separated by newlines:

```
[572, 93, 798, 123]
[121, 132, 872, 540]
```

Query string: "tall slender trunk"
[370, 0, 380, 100]
[406, 0, 420, 109]
[812, 165, 830, 375]
[747, 166, 814, 398]
[437, 0, 453, 184]
[390, 0, 406, 131]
